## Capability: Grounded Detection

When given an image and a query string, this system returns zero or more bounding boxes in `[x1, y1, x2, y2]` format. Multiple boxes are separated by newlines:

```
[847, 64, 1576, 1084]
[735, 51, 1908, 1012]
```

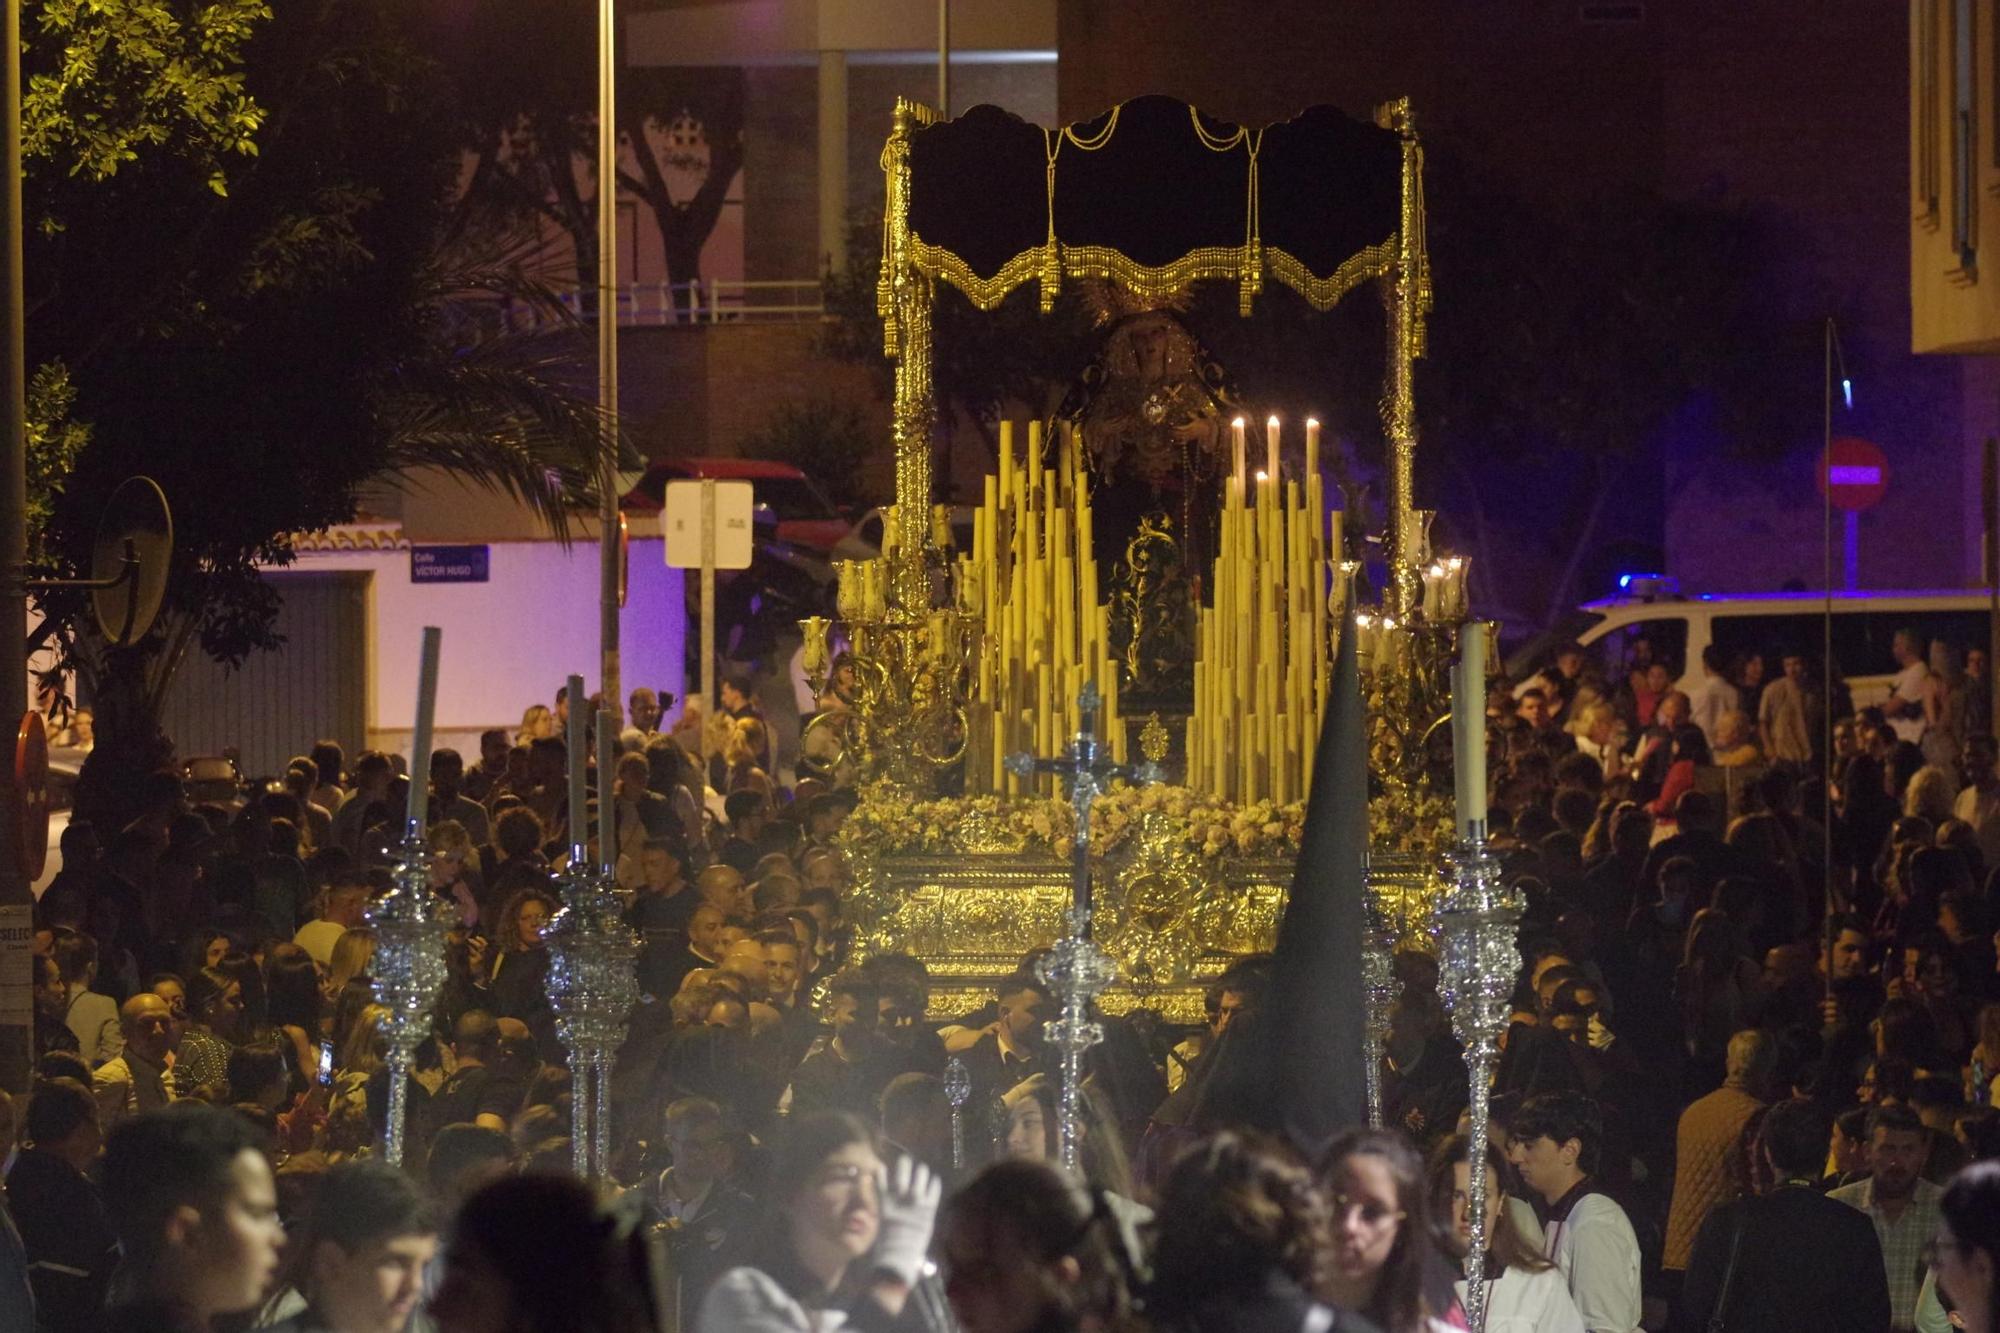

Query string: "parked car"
[619, 457, 851, 554]
[830, 504, 977, 563]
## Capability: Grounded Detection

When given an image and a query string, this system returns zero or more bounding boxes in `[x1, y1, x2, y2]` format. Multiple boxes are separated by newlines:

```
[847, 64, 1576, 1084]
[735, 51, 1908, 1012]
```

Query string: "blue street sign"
[410, 544, 490, 584]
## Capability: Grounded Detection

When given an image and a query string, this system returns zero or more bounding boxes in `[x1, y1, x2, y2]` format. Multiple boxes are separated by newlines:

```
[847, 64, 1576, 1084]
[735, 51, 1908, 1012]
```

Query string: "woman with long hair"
[179, 965, 246, 1099]
[1427, 1136, 1582, 1333]
[1319, 1128, 1454, 1333]
[939, 1157, 1139, 1333]
[182, 928, 234, 979]
[1149, 1130, 1377, 1333]
[999, 1076, 1138, 1202]
[324, 926, 376, 1009]
[516, 704, 556, 745]
[472, 886, 558, 1027]
[214, 950, 271, 1039]
[327, 1002, 388, 1126]
[700, 1112, 944, 1333]
[262, 941, 323, 1083]
[1646, 725, 1713, 820]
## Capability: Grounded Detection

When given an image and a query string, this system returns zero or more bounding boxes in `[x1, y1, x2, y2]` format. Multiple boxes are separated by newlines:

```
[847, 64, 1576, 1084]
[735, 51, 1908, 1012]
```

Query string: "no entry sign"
[1817, 436, 1889, 512]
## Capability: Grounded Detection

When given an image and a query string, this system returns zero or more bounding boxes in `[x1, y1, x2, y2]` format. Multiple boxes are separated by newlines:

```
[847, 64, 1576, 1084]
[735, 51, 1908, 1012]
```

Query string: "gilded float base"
[851, 845, 1292, 1025]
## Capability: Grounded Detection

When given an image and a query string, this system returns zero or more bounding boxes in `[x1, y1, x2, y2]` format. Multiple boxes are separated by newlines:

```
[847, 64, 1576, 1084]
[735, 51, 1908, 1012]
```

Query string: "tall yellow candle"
[1026, 421, 1043, 497]
[1054, 556, 1074, 670]
[992, 708, 1007, 791]
[1266, 415, 1281, 481]
[998, 421, 1014, 516]
[1231, 417, 1247, 489]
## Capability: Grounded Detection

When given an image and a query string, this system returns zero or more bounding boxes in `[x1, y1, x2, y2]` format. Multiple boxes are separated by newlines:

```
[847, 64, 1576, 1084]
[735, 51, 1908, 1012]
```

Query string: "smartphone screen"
[317, 1040, 335, 1086]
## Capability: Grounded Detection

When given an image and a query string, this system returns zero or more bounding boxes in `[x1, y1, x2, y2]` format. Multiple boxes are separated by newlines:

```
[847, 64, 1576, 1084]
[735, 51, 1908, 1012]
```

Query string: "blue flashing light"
[1617, 572, 1662, 590]
[1842, 378, 1853, 410]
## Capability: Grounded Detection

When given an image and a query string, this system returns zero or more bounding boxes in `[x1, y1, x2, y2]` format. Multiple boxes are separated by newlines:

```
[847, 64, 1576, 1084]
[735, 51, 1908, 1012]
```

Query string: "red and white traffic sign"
[1817, 436, 1889, 512]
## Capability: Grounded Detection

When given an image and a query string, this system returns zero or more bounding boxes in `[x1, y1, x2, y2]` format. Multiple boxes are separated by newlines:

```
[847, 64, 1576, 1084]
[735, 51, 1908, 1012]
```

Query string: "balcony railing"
[503, 278, 827, 330]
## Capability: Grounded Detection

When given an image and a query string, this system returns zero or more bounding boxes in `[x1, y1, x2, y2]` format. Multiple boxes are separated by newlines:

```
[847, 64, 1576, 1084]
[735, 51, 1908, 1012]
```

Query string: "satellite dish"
[91, 476, 173, 646]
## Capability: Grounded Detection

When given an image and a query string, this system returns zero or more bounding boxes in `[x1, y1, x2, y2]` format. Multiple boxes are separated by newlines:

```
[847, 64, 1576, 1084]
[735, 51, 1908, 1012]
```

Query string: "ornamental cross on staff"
[1005, 681, 1163, 1172]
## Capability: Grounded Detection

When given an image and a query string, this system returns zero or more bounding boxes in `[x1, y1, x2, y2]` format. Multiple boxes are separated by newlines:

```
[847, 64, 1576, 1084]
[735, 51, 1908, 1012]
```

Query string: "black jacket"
[1671, 1186, 1892, 1333]
[6, 1149, 116, 1333]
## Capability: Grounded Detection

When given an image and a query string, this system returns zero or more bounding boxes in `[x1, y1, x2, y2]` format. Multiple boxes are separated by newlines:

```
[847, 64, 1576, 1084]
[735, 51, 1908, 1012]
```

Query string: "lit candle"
[1305, 417, 1320, 481]
[566, 672, 587, 857]
[1232, 417, 1247, 489]
[597, 708, 616, 870]
[1266, 415, 1280, 481]
[406, 626, 442, 831]
[1453, 621, 1490, 837]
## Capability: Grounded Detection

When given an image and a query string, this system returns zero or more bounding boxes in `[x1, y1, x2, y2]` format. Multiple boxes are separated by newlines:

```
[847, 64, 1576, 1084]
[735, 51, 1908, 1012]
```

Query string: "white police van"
[1560, 575, 1994, 710]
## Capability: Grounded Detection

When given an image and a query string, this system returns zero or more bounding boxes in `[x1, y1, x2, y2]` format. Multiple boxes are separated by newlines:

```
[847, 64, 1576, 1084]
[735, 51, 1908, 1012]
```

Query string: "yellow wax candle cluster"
[963, 420, 1125, 796]
[1188, 416, 1341, 806]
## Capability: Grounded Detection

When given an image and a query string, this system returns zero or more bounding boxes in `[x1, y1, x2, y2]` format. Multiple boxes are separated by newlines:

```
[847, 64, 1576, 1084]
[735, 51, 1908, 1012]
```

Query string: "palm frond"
[365, 237, 634, 544]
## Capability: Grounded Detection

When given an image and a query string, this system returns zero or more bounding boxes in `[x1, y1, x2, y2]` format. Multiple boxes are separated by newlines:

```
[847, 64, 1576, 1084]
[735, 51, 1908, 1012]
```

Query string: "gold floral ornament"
[1092, 812, 1220, 984]
[837, 781, 1307, 989]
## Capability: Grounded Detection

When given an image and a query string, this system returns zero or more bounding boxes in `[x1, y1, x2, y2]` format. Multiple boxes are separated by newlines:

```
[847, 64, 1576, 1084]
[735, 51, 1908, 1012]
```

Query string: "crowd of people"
[2, 628, 2000, 1333]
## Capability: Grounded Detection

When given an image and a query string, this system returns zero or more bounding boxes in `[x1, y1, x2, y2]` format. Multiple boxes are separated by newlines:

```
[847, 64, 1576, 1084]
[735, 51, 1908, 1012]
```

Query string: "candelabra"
[1360, 858, 1403, 1130]
[1354, 544, 1473, 942]
[367, 826, 454, 1166]
[1437, 826, 1521, 1333]
[1038, 915, 1118, 1174]
[943, 1056, 971, 1170]
[544, 853, 640, 1182]
[800, 555, 977, 792]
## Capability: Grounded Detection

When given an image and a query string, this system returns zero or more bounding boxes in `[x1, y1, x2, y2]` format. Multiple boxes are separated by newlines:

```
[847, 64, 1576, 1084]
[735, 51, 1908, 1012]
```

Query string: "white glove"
[1586, 1013, 1616, 1051]
[872, 1155, 942, 1286]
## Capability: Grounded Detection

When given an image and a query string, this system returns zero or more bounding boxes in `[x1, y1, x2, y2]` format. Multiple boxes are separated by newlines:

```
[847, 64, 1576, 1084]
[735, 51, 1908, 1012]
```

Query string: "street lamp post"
[597, 0, 621, 718]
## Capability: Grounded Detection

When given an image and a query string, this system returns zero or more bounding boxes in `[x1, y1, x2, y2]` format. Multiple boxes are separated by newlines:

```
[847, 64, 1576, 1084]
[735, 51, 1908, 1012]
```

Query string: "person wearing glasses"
[1929, 1160, 2000, 1333]
[1320, 1128, 1456, 1333]
[699, 1112, 944, 1333]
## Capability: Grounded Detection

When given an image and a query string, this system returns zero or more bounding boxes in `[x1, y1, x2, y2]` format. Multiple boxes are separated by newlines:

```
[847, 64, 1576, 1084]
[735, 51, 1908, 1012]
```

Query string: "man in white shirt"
[54, 932, 121, 1066]
[294, 874, 370, 968]
[1954, 734, 2000, 869]
[91, 994, 178, 1131]
[1509, 1090, 1642, 1333]
[1884, 630, 1932, 746]
[1688, 645, 1741, 753]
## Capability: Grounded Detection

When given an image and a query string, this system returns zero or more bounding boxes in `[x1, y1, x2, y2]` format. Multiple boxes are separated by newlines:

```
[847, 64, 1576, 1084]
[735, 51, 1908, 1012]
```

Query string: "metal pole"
[598, 0, 622, 719]
[1, 0, 33, 1095]
[700, 478, 716, 715]
[1822, 318, 1836, 990]
[938, 0, 950, 117]
[1986, 438, 2000, 745]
